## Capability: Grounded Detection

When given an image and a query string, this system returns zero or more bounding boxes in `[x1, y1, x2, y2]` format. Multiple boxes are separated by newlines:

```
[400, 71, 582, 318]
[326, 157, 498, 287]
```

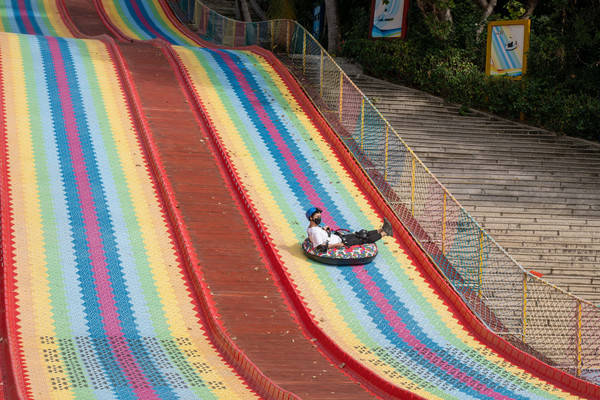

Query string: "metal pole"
[384, 125, 389, 181]
[243, 23, 247, 46]
[360, 98, 365, 151]
[410, 156, 415, 216]
[338, 71, 343, 121]
[302, 29, 306, 75]
[577, 300, 582, 376]
[442, 192, 447, 255]
[319, 49, 324, 97]
[522, 272, 527, 342]
[270, 20, 274, 51]
[286, 20, 290, 54]
[478, 231, 484, 299]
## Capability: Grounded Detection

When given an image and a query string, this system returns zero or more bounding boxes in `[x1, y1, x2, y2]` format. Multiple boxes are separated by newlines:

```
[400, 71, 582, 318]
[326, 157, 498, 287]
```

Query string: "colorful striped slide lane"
[0, 31, 257, 399]
[96, 0, 199, 45]
[171, 44, 586, 400]
[0, 0, 73, 37]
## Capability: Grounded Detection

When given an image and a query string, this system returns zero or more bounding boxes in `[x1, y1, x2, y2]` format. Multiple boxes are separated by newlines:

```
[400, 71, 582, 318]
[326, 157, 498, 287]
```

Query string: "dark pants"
[336, 230, 382, 246]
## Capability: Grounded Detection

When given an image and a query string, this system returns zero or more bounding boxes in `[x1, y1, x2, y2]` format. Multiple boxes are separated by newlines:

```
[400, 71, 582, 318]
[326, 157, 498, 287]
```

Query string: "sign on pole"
[369, 0, 409, 39]
[485, 19, 531, 79]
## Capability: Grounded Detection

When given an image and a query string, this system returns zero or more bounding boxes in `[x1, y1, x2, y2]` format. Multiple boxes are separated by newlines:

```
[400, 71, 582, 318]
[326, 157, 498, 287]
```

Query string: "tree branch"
[325, 0, 340, 53]
[249, 0, 267, 20]
[523, 0, 539, 18]
[476, 0, 497, 37]
[238, 0, 252, 22]
[234, 0, 241, 20]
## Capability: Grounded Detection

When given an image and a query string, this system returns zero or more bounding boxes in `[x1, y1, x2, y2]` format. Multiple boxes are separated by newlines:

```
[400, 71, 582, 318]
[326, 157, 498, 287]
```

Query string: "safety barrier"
[167, 0, 600, 384]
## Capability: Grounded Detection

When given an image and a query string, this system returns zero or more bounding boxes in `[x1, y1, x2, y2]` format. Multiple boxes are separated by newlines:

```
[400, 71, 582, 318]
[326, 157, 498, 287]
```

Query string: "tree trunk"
[238, 0, 252, 22]
[522, 0, 539, 18]
[249, 0, 267, 21]
[324, 0, 340, 53]
[476, 0, 497, 37]
[416, 0, 454, 40]
[234, 0, 241, 20]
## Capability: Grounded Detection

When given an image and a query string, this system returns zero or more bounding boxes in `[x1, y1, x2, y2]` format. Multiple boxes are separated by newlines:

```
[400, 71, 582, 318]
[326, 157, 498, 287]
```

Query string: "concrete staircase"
[341, 69, 600, 305]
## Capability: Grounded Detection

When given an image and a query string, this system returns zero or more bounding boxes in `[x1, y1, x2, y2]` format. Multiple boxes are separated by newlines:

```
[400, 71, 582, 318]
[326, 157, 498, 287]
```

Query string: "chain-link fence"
[170, 0, 600, 383]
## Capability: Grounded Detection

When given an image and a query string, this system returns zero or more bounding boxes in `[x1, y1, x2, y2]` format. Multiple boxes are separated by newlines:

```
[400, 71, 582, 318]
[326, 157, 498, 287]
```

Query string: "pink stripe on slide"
[17, 0, 35, 33]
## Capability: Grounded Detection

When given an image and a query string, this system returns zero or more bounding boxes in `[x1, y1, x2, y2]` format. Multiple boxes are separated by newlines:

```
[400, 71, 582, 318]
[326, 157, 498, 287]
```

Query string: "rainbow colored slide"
[0, 9, 261, 400]
[0, 0, 598, 398]
[168, 44, 590, 399]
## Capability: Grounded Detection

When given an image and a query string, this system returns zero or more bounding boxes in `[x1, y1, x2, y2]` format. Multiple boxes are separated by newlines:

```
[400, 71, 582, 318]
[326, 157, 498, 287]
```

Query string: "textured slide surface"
[0, 31, 256, 399]
[0, 0, 596, 398]
[172, 44, 585, 400]
[97, 0, 199, 45]
[0, 0, 73, 36]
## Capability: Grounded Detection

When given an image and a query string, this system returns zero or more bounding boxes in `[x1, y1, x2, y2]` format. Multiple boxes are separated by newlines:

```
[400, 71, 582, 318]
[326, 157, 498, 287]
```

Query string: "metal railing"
[169, 0, 600, 383]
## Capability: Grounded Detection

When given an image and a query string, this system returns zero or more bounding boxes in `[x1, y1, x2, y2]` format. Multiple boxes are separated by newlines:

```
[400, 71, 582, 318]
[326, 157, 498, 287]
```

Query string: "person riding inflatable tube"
[303, 207, 392, 266]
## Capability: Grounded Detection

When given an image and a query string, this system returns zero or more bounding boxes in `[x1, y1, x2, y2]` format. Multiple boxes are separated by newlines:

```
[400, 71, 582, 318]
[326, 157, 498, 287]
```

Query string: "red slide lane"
[58, 0, 118, 38]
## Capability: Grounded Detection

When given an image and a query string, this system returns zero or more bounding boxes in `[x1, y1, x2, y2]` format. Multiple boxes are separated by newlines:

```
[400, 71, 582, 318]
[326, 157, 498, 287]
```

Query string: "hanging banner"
[486, 19, 531, 78]
[312, 2, 325, 39]
[369, 0, 409, 39]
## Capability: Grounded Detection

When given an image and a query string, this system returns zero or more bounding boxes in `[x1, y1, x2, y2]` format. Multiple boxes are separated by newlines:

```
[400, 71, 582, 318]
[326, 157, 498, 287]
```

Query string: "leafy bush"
[337, 0, 600, 141]
[342, 37, 600, 140]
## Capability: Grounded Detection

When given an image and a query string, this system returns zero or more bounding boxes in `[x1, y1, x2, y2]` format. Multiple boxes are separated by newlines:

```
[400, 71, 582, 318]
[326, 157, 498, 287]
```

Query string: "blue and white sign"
[370, 0, 408, 38]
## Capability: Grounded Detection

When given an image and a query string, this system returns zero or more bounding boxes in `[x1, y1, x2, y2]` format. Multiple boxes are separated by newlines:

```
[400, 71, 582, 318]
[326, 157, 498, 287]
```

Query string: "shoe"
[382, 218, 393, 237]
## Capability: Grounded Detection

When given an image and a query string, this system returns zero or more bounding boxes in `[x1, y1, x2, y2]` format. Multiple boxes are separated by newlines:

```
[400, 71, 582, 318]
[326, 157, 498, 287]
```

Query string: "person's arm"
[328, 242, 345, 248]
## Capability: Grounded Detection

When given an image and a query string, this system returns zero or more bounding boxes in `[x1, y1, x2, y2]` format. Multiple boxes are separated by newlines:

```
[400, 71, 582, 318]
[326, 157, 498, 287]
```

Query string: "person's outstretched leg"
[340, 219, 393, 246]
[363, 230, 382, 243]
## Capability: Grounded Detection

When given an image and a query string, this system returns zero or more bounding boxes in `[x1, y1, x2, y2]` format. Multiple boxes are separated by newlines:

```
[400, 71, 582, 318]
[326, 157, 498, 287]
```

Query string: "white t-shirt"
[307, 225, 342, 247]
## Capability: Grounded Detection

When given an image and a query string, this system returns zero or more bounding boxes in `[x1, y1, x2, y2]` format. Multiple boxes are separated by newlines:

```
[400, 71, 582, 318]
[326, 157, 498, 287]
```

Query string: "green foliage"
[335, 0, 600, 140]
[267, 0, 297, 19]
[503, 0, 526, 20]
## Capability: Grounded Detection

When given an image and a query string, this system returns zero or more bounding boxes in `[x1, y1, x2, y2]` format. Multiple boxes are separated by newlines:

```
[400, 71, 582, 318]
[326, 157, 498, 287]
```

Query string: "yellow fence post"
[522, 272, 527, 343]
[339, 71, 343, 121]
[302, 29, 306, 75]
[360, 99, 365, 151]
[410, 156, 415, 216]
[577, 300, 582, 377]
[442, 192, 447, 255]
[384, 125, 389, 181]
[257, 22, 260, 45]
[319, 49, 324, 97]
[478, 231, 484, 299]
